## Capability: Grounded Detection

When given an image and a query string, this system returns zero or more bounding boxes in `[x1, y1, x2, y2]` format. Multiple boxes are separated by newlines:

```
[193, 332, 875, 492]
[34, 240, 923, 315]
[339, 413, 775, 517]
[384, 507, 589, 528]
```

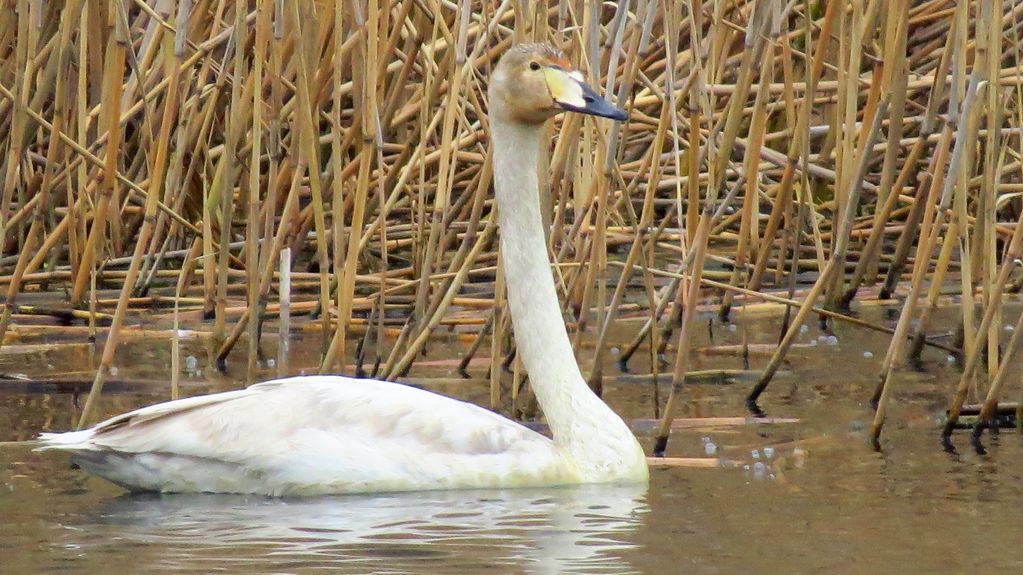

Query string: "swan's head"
[489, 43, 628, 125]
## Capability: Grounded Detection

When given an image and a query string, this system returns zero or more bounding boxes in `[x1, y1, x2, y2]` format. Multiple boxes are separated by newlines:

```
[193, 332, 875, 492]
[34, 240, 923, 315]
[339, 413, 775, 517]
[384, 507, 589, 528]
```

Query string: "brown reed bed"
[1, 0, 1022, 451]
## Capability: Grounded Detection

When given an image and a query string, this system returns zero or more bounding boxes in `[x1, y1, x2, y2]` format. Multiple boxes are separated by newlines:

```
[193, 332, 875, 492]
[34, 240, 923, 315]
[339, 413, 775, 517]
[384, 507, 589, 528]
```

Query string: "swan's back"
[38, 376, 569, 495]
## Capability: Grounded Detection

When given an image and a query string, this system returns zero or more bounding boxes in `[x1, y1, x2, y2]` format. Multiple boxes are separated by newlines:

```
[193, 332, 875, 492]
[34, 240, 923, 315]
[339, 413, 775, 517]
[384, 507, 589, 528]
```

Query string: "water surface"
[2, 305, 1022, 573]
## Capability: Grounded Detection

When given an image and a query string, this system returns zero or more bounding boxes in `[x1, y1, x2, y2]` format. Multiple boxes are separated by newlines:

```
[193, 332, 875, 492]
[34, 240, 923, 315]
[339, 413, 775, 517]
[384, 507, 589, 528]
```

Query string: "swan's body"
[37, 44, 648, 495]
[41, 376, 602, 495]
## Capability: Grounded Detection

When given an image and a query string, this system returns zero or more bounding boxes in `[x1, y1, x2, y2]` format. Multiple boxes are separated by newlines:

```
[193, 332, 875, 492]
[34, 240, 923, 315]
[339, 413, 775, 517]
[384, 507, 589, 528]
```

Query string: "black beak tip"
[607, 107, 629, 122]
[560, 100, 629, 122]
[589, 105, 628, 122]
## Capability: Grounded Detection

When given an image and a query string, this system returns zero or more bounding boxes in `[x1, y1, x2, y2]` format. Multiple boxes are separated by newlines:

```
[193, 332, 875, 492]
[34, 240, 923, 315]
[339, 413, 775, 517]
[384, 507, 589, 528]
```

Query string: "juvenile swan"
[37, 44, 648, 495]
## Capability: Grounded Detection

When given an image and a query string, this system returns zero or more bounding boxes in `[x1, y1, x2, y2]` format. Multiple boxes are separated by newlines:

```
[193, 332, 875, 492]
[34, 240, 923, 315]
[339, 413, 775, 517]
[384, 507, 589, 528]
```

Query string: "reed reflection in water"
[56, 484, 648, 574]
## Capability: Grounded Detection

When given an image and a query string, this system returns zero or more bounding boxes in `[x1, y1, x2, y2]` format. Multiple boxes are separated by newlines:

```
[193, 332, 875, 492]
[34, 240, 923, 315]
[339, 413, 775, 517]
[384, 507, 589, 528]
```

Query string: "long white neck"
[490, 114, 645, 479]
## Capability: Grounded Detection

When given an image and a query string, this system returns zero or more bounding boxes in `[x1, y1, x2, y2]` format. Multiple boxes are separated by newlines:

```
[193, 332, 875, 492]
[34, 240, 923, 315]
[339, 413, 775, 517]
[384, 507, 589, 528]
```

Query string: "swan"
[36, 43, 648, 496]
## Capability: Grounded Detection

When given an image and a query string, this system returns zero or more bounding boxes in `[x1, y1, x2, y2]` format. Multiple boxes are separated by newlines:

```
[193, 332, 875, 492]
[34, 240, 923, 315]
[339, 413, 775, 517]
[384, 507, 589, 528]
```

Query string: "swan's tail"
[35, 429, 100, 452]
[35, 431, 157, 491]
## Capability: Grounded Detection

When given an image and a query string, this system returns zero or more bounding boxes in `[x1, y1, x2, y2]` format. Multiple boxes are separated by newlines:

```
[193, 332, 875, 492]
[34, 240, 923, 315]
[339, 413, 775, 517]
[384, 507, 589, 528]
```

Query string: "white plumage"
[39, 376, 577, 496]
[37, 44, 648, 495]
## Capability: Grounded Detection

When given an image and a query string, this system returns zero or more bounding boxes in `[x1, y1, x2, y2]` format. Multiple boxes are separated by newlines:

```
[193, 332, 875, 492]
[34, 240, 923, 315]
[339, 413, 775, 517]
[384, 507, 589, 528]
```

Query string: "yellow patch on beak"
[543, 67, 586, 108]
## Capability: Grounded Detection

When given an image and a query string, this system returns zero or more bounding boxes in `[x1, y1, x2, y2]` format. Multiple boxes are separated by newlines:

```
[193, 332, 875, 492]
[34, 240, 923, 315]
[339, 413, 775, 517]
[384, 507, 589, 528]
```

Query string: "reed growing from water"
[2, 0, 1023, 449]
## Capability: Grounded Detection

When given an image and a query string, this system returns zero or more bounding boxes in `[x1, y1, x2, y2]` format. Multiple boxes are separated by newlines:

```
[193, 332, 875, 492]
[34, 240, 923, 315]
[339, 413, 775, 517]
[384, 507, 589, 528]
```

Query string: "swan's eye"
[529, 61, 541, 71]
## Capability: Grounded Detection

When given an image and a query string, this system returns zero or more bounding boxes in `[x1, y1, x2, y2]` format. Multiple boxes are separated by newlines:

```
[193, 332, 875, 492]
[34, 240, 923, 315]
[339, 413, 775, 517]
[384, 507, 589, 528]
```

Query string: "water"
[0, 481, 646, 574]
[3, 306, 1023, 573]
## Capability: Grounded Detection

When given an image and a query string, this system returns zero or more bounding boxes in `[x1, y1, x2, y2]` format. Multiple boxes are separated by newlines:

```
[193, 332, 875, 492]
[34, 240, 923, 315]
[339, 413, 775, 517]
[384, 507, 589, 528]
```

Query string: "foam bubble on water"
[185, 355, 198, 370]
[792, 448, 806, 468]
[109, 366, 118, 376]
[753, 462, 766, 477]
[947, 355, 956, 364]
[702, 436, 711, 444]
[1005, 324, 1015, 332]
[610, 346, 620, 355]
[863, 351, 873, 358]
[799, 324, 809, 334]
[728, 324, 738, 332]
[825, 335, 839, 345]
[763, 447, 775, 459]
[752, 449, 760, 459]
[705, 442, 717, 456]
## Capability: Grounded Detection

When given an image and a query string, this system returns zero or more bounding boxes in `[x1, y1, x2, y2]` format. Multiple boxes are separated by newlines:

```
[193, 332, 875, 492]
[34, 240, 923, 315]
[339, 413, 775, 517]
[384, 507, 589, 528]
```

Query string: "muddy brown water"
[2, 304, 1023, 573]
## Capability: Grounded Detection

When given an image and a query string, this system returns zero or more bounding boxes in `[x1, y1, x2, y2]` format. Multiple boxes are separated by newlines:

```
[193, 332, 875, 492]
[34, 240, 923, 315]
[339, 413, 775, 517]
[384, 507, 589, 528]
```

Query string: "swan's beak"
[544, 67, 628, 121]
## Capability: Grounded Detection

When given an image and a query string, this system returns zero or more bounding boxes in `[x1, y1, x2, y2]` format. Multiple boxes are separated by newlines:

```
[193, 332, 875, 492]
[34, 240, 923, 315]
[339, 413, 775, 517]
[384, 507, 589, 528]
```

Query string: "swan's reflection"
[68, 484, 647, 574]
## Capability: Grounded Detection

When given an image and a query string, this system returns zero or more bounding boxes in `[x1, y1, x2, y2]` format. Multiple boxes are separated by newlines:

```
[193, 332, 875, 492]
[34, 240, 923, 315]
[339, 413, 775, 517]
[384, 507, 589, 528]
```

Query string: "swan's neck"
[490, 116, 645, 477]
